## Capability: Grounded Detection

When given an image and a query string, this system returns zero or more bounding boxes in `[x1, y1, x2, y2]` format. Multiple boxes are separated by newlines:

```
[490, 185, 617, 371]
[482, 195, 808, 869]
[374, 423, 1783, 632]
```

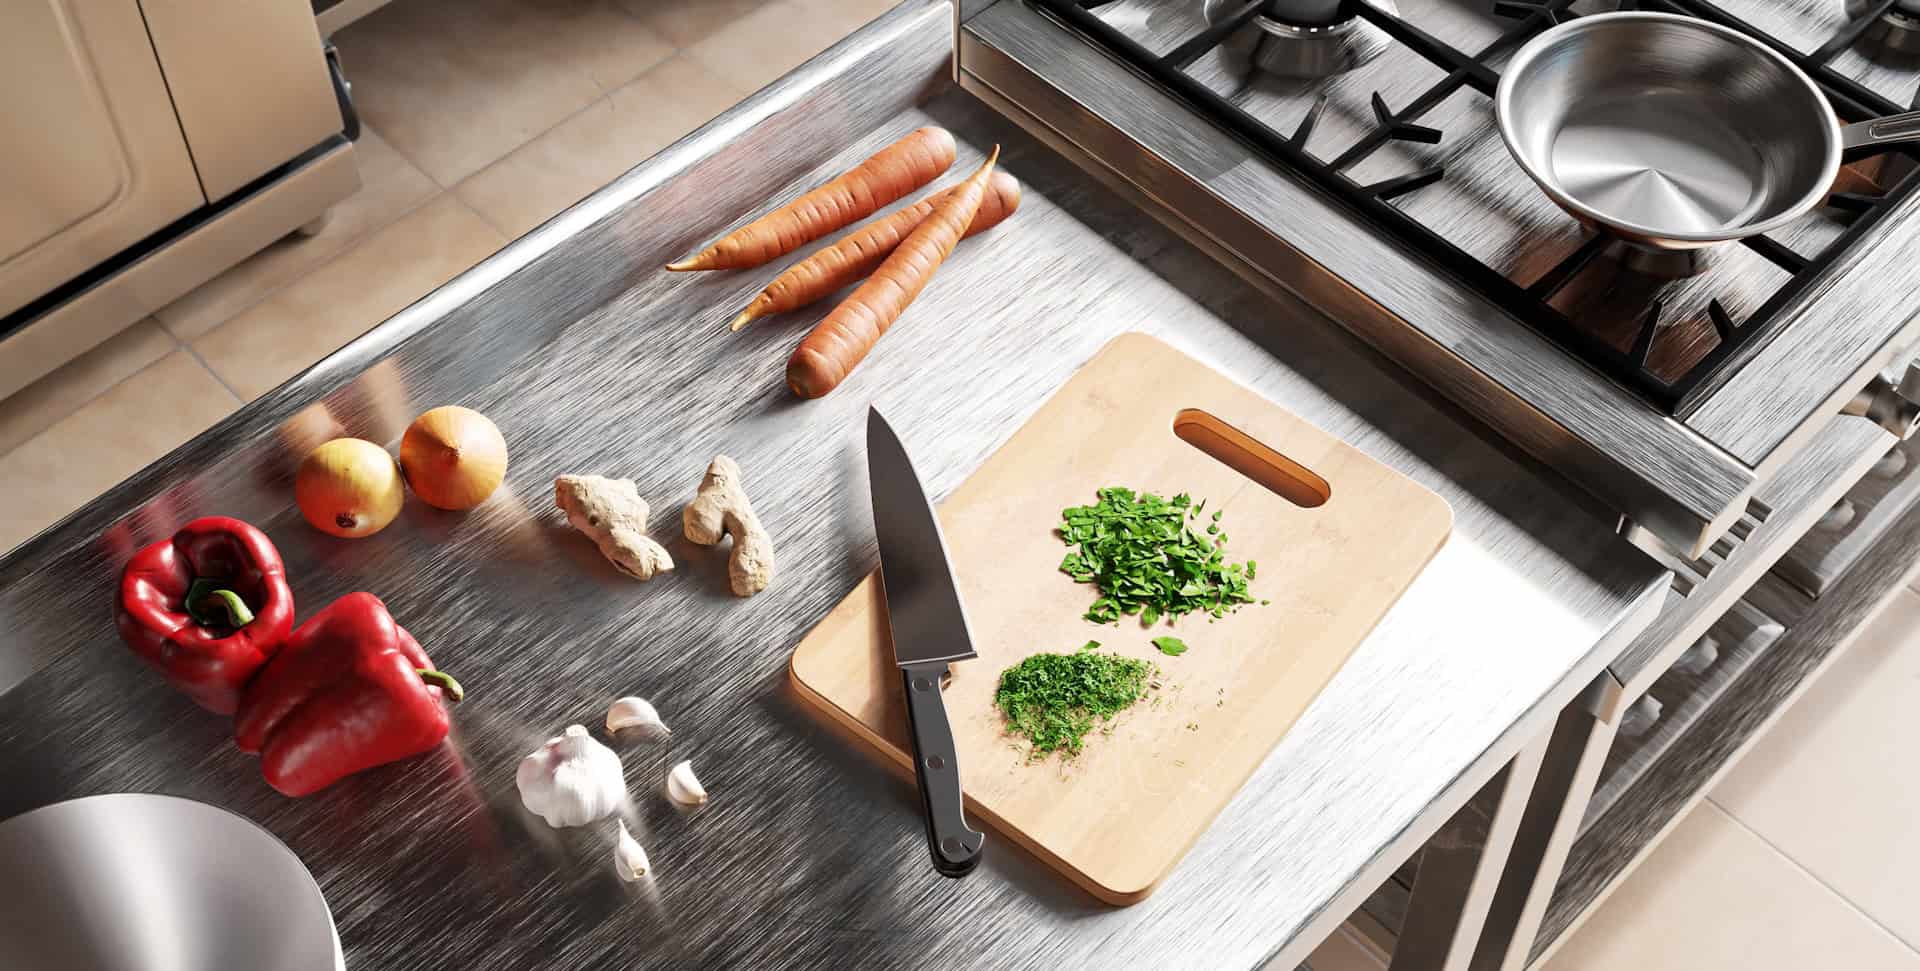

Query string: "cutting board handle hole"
[1173, 409, 1330, 508]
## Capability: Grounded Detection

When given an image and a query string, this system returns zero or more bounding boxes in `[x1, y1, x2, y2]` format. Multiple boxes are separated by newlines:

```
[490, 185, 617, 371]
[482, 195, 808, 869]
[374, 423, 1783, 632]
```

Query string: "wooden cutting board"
[789, 333, 1452, 904]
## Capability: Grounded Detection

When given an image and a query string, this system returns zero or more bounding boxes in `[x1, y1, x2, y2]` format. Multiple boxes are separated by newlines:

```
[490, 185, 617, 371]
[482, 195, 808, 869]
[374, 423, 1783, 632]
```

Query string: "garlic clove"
[665, 760, 708, 808]
[605, 696, 671, 741]
[614, 820, 651, 881]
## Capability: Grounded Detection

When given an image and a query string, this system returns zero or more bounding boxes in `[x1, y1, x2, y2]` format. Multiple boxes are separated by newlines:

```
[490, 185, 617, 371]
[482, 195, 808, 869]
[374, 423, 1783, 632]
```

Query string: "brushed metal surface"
[0, 794, 343, 971]
[1686, 190, 1920, 467]
[141, 0, 342, 201]
[964, 0, 1757, 557]
[1676, 0, 1920, 464]
[0, 4, 1664, 968]
[1718, 0, 1920, 109]
[1604, 415, 1888, 700]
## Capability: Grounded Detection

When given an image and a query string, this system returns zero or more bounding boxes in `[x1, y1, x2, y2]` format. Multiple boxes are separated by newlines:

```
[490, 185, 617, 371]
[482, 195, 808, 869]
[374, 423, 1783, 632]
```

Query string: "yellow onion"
[296, 438, 405, 538]
[399, 406, 508, 510]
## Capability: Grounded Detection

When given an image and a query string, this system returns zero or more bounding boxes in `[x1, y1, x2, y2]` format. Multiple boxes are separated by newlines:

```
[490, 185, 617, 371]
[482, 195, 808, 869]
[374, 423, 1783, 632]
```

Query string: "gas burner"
[1202, 0, 1397, 80]
[1844, 0, 1920, 57]
[1603, 239, 1712, 281]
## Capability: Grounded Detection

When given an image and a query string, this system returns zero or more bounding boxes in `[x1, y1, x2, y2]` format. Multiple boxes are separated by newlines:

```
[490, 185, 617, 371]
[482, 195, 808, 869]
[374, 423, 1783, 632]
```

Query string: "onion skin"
[399, 407, 508, 511]
[296, 439, 406, 538]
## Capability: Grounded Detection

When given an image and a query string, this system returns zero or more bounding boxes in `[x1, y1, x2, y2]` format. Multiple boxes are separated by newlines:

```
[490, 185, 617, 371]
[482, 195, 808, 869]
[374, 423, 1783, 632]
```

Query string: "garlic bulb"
[614, 820, 650, 881]
[605, 696, 670, 740]
[516, 725, 625, 828]
[665, 760, 708, 808]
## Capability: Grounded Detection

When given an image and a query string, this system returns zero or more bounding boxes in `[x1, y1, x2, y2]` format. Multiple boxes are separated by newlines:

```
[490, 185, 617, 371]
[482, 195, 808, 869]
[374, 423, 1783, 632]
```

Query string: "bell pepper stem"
[417, 669, 464, 703]
[184, 578, 255, 628]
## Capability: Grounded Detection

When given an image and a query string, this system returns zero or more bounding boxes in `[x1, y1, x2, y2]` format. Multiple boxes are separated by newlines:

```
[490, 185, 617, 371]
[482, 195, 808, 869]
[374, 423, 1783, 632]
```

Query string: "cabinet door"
[141, 0, 342, 203]
[0, 0, 206, 319]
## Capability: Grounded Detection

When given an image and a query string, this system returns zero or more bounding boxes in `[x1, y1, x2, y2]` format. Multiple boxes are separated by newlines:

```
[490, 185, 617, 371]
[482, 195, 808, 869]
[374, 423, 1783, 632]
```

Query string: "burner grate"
[1029, 0, 1920, 414]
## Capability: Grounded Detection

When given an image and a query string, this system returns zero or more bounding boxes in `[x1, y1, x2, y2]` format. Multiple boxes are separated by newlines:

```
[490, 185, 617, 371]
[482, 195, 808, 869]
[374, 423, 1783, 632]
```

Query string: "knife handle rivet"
[927, 754, 947, 770]
[941, 837, 964, 855]
[913, 677, 934, 692]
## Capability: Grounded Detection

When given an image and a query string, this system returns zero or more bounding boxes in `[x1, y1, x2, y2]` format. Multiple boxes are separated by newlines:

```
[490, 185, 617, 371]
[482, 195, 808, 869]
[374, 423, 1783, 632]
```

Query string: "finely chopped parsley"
[993, 641, 1155, 758]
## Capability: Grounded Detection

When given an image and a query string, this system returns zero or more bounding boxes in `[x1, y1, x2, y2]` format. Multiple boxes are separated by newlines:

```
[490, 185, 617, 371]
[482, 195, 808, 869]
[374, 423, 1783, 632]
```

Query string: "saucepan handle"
[1841, 108, 1920, 155]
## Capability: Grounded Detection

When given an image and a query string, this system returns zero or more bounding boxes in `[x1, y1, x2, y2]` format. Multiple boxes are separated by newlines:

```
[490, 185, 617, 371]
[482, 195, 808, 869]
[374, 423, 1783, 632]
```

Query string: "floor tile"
[801, 0, 908, 30]
[1711, 587, 1920, 950]
[616, 0, 767, 47]
[1541, 801, 1919, 971]
[192, 197, 506, 401]
[0, 321, 176, 457]
[455, 56, 752, 239]
[155, 128, 439, 340]
[0, 353, 238, 555]
[333, 0, 672, 186]
[685, 0, 858, 97]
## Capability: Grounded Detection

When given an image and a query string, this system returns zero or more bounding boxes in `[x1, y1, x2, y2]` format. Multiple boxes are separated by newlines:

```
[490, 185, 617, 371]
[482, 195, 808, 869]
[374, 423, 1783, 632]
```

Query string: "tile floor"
[1, 2, 1915, 968]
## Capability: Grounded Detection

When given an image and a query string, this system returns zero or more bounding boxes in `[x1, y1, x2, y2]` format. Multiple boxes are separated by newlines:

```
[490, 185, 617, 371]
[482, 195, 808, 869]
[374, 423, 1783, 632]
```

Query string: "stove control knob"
[1818, 499, 1857, 531]
[1843, 374, 1920, 439]
[1898, 360, 1920, 403]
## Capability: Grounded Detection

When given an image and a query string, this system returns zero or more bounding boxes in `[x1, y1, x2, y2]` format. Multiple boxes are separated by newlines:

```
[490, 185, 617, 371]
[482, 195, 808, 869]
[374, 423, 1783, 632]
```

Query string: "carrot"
[667, 127, 957, 272]
[785, 146, 1001, 399]
[731, 171, 1021, 332]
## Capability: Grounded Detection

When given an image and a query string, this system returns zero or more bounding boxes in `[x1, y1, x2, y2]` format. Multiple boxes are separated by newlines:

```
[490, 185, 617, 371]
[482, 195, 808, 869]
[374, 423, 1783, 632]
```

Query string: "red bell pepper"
[235, 592, 464, 797]
[115, 516, 296, 715]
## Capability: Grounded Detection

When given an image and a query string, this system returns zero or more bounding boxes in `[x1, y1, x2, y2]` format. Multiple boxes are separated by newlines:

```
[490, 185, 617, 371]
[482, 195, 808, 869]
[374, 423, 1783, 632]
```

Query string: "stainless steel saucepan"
[1495, 12, 1920, 251]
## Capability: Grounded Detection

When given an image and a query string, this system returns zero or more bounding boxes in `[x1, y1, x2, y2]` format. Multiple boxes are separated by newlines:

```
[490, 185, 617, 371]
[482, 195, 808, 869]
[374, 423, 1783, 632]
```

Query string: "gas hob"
[959, 0, 1920, 557]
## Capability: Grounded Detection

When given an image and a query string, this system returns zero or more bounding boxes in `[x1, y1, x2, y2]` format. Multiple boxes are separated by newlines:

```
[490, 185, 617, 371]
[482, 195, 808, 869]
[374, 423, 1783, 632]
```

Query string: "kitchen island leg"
[1386, 729, 1549, 971]
[1466, 680, 1620, 971]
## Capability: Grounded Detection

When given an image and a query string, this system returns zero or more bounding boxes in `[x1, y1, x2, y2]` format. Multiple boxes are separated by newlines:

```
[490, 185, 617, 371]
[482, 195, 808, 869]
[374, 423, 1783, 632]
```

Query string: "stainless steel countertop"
[0, 4, 1666, 968]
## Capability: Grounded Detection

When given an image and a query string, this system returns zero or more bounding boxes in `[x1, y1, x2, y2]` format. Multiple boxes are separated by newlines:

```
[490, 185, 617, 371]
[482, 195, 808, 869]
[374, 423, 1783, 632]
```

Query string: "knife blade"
[867, 407, 986, 878]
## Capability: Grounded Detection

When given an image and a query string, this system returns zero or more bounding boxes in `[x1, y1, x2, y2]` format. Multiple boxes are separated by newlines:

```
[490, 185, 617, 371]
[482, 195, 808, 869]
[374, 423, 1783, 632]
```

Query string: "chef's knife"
[867, 407, 986, 878]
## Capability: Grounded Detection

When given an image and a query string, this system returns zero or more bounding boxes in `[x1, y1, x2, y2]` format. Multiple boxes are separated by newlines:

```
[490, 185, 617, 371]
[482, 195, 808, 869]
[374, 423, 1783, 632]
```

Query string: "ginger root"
[683, 456, 774, 596]
[555, 475, 673, 581]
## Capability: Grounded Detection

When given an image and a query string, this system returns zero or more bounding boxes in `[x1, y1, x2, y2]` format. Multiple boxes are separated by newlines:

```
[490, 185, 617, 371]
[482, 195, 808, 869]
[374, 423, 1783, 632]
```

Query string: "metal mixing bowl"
[0, 794, 342, 971]
[1495, 12, 1841, 250]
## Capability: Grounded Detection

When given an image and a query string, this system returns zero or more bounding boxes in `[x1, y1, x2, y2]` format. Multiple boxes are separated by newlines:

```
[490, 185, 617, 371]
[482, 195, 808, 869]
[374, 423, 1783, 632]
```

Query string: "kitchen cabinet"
[140, 0, 343, 202]
[0, 0, 206, 320]
[0, 0, 355, 403]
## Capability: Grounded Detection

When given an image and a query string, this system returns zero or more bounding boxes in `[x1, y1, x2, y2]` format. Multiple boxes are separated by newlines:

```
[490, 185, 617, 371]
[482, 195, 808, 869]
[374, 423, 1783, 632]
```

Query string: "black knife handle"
[900, 661, 985, 878]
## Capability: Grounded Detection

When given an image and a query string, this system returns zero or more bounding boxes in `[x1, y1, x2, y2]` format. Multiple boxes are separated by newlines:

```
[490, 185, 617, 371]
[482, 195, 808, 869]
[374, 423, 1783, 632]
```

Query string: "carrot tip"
[728, 309, 757, 332]
[665, 260, 698, 272]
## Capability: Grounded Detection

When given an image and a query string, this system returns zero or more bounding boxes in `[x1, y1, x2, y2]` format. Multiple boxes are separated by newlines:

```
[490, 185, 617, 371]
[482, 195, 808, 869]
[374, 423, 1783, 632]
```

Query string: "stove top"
[1039, 0, 1920, 412]
[958, 0, 1920, 556]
